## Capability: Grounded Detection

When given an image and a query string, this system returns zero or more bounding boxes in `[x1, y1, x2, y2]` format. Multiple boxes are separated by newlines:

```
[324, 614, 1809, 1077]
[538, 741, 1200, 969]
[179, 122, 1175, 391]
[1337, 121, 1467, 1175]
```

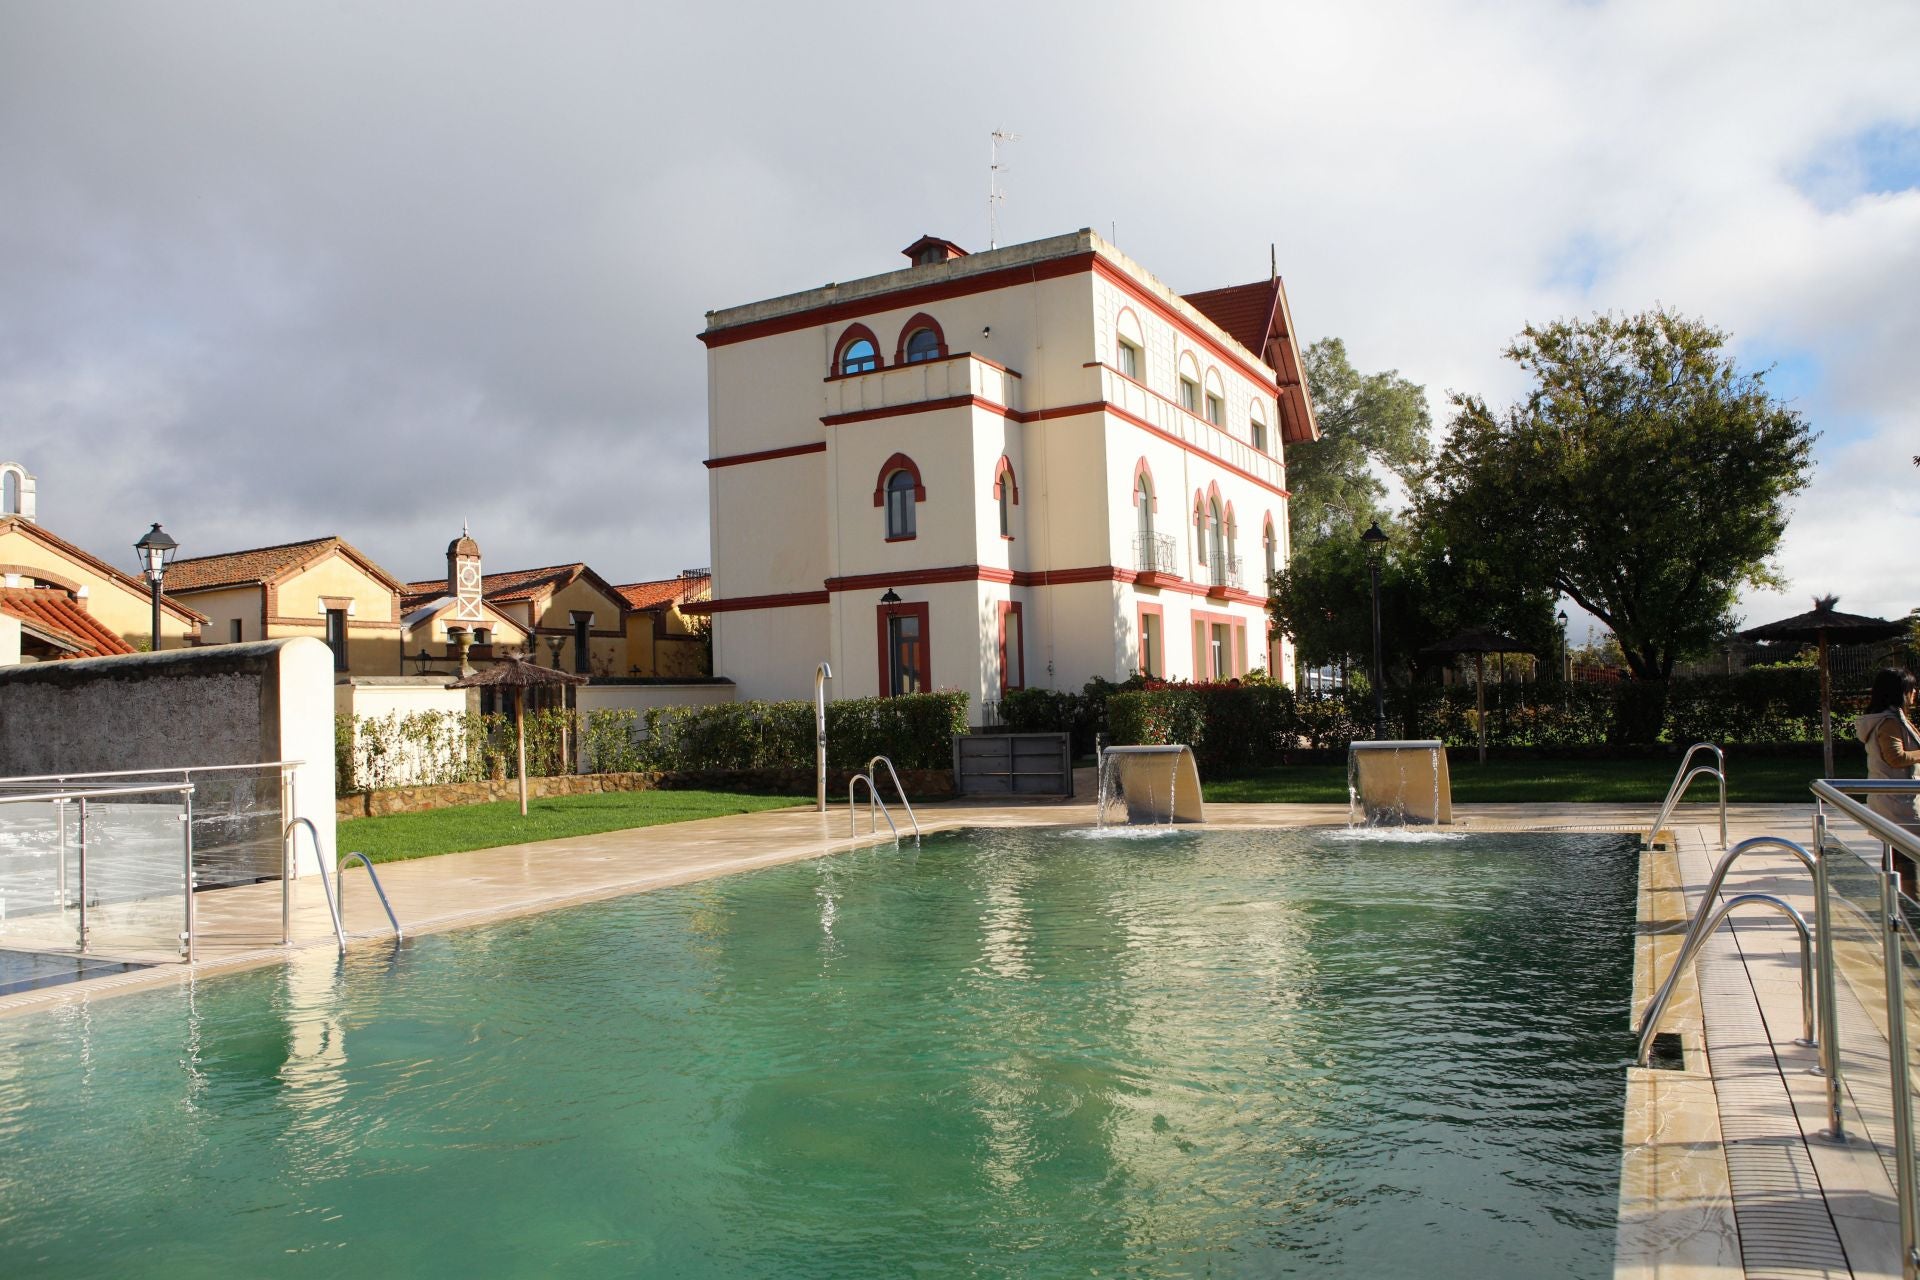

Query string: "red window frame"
[875, 599, 932, 697]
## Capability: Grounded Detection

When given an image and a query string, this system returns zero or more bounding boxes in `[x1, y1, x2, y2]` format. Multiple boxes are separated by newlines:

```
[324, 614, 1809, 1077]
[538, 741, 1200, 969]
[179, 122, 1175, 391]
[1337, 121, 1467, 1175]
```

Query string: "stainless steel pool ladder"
[1634, 835, 1817, 1066]
[1647, 742, 1727, 849]
[283, 819, 402, 952]
[847, 757, 920, 843]
[338, 852, 403, 942]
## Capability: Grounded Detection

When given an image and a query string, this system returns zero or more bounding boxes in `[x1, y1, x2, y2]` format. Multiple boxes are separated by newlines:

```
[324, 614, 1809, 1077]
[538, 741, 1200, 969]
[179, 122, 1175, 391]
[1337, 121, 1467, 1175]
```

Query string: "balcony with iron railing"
[1207, 554, 1243, 592]
[1133, 532, 1180, 580]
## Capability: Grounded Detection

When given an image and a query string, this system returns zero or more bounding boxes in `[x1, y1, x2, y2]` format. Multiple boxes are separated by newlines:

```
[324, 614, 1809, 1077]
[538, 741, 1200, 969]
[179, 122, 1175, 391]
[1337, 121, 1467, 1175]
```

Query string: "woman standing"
[1855, 667, 1920, 836]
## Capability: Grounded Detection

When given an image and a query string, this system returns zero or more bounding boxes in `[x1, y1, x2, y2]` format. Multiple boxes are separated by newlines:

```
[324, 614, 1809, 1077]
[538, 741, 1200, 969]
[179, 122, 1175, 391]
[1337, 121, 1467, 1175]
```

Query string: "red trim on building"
[998, 600, 1024, 693]
[685, 589, 829, 615]
[824, 394, 1005, 427]
[876, 599, 931, 696]
[701, 253, 1099, 349]
[704, 441, 827, 469]
[873, 452, 927, 507]
[893, 313, 949, 365]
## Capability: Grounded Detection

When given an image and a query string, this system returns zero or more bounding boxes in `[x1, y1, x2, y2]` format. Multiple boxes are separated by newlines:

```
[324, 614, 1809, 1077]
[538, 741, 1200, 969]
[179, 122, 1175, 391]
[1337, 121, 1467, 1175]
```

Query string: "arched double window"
[873, 452, 926, 541]
[896, 313, 947, 365]
[1263, 515, 1278, 583]
[835, 324, 881, 376]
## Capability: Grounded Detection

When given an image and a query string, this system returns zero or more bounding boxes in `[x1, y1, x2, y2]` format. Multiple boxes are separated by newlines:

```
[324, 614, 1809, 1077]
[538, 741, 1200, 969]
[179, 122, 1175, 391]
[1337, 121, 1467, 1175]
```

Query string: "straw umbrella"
[1420, 627, 1533, 765]
[447, 656, 586, 816]
[1739, 596, 1908, 778]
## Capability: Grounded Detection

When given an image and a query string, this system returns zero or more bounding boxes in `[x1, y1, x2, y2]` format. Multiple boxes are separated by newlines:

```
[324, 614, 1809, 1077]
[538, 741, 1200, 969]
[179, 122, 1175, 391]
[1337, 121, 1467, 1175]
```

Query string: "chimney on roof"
[902, 235, 968, 268]
[448, 522, 483, 623]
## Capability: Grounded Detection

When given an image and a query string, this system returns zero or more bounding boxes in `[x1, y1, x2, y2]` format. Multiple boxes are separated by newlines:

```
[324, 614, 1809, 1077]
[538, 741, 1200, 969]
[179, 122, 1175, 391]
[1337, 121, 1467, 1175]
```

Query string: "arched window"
[992, 457, 1018, 538]
[1209, 499, 1226, 575]
[1203, 369, 1226, 427]
[1263, 516, 1278, 582]
[886, 471, 917, 538]
[1194, 496, 1209, 566]
[1250, 402, 1270, 454]
[1178, 354, 1201, 415]
[895, 313, 947, 365]
[1136, 475, 1154, 541]
[835, 324, 881, 375]
[1115, 308, 1145, 381]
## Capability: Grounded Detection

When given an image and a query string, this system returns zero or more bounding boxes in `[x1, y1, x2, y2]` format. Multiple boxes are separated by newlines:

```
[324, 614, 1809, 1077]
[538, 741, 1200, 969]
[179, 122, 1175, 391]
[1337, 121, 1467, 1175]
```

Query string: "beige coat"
[1856, 707, 1920, 828]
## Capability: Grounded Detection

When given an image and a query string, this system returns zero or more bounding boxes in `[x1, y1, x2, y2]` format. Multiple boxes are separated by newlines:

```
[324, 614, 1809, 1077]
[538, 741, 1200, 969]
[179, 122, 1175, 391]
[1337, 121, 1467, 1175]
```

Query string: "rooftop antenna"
[989, 129, 1019, 249]
[1270, 243, 1277, 282]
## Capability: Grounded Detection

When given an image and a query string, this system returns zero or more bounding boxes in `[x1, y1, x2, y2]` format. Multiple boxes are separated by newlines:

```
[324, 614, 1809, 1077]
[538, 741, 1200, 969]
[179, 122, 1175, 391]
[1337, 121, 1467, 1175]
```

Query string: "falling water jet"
[1096, 745, 1205, 827]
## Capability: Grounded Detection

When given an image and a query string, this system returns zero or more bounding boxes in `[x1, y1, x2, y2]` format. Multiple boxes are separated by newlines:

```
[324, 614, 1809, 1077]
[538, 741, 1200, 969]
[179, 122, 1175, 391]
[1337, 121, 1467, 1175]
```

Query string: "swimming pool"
[0, 826, 1636, 1277]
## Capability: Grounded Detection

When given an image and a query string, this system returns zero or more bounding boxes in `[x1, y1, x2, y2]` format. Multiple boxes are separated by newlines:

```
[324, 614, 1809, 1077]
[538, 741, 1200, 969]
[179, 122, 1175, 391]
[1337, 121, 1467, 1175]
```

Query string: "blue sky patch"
[1793, 121, 1920, 210]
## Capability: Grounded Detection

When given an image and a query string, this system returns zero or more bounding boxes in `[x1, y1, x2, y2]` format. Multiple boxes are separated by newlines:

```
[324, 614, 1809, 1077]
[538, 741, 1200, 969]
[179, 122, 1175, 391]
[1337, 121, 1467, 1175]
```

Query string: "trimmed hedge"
[641, 691, 968, 773]
[1107, 668, 1845, 772]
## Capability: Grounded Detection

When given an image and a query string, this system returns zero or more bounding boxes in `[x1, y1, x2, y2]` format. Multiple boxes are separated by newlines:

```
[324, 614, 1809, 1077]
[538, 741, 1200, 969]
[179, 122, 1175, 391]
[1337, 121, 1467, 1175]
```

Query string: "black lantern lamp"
[546, 634, 565, 668]
[1556, 609, 1569, 684]
[132, 522, 179, 651]
[414, 648, 435, 676]
[1360, 520, 1388, 740]
[879, 588, 902, 604]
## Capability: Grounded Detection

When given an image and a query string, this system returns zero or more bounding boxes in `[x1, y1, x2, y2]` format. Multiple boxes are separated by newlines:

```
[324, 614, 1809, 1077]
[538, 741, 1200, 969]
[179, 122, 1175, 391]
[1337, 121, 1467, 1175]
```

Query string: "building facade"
[697, 230, 1317, 714]
[0, 511, 204, 652]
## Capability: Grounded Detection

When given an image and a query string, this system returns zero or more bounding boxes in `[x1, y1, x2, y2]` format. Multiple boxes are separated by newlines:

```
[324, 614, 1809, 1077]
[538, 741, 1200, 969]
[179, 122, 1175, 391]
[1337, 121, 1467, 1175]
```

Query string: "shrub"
[640, 691, 968, 774]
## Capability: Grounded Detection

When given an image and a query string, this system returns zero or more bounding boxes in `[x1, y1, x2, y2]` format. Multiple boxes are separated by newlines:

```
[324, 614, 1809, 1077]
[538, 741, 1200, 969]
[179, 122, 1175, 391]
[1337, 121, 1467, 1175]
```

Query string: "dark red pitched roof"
[616, 574, 711, 611]
[403, 562, 632, 615]
[0, 588, 137, 658]
[1182, 277, 1320, 445]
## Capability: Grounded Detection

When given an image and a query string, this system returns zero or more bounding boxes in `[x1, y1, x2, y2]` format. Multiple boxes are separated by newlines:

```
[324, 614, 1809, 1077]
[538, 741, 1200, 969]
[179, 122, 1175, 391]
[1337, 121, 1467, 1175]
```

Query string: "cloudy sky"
[2, 0, 1914, 631]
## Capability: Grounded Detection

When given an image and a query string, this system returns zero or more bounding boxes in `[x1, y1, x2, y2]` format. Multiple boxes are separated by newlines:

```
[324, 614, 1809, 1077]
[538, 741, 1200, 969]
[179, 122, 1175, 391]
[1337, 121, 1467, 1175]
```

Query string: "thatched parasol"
[1421, 628, 1534, 765]
[1739, 596, 1909, 777]
[448, 657, 587, 816]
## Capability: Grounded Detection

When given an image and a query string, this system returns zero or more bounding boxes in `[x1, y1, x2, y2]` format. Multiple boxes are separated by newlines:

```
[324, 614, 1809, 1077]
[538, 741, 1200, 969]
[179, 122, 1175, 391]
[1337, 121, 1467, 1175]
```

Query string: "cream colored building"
[617, 572, 711, 678]
[407, 557, 629, 678]
[0, 513, 204, 651]
[697, 230, 1317, 713]
[166, 536, 410, 674]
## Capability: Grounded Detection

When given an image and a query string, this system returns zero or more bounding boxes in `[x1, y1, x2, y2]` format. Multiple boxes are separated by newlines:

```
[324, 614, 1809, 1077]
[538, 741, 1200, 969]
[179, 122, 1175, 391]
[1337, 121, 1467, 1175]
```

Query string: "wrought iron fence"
[1133, 532, 1179, 575]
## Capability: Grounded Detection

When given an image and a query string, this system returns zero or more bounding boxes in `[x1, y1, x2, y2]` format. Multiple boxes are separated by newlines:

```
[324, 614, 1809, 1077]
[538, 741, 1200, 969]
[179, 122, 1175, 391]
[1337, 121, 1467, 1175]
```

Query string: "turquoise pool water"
[0, 827, 1637, 1278]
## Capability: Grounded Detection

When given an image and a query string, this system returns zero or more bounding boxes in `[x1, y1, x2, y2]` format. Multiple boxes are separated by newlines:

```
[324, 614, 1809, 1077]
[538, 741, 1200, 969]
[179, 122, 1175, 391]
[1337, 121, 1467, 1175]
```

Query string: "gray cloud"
[1, 0, 1915, 625]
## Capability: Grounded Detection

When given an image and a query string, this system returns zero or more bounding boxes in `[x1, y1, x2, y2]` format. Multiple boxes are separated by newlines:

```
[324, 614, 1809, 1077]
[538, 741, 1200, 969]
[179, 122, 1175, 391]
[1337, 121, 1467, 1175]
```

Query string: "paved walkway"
[0, 790, 1903, 1279]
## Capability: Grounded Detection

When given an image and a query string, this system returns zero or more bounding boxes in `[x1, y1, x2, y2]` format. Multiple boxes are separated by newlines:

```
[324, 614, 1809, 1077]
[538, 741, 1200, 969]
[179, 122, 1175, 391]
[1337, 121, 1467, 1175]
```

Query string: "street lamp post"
[1361, 520, 1388, 740]
[132, 523, 179, 652]
[1557, 609, 1570, 683]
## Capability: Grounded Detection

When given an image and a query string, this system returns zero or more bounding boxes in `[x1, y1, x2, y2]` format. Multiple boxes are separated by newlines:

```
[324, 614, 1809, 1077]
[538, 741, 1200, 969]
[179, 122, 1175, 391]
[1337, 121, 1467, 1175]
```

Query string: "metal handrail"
[865, 755, 921, 840]
[848, 774, 900, 842]
[337, 852, 403, 941]
[0, 760, 305, 788]
[284, 818, 348, 953]
[1646, 743, 1727, 848]
[1633, 836, 1817, 1066]
[1809, 780, 1920, 1273]
[1635, 892, 1815, 1066]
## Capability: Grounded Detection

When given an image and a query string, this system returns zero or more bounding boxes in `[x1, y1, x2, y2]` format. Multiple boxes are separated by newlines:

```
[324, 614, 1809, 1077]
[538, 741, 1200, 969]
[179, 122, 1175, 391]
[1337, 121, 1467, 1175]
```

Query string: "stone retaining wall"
[337, 767, 954, 820]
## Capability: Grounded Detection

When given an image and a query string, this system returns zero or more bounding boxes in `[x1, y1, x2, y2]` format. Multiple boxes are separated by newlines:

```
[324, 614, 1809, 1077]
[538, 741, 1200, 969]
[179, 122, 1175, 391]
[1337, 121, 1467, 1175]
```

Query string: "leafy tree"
[1421, 311, 1815, 680]
[1288, 338, 1433, 546]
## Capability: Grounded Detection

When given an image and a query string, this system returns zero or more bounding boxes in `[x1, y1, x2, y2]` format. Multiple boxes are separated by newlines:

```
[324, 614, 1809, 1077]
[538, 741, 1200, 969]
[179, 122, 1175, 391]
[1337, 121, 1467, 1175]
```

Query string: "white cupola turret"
[0, 462, 36, 522]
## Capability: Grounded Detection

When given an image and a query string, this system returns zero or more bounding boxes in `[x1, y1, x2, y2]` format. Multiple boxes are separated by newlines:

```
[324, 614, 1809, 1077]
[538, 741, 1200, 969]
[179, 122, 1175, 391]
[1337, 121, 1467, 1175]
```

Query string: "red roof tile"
[0, 588, 137, 658]
[166, 535, 404, 593]
[616, 574, 711, 611]
[0, 516, 206, 624]
[1182, 281, 1279, 361]
[1182, 277, 1320, 445]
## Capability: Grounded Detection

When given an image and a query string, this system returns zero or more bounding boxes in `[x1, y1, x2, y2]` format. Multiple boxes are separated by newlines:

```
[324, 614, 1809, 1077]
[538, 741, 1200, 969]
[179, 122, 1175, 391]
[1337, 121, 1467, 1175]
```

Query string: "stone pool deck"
[0, 792, 1896, 1278]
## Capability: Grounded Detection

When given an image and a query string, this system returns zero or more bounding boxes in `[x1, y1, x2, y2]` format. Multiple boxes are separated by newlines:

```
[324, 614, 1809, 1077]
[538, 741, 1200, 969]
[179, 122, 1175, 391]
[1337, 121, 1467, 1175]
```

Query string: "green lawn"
[338, 789, 810, 863]
[1202, 746, 1868, 805]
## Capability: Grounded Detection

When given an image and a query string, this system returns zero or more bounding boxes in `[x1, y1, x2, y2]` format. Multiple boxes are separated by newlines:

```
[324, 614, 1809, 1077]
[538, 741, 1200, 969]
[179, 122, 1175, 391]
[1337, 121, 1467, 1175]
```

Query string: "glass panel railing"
[0, 791, 190, 963]
[1820, 830, 1899, 1168]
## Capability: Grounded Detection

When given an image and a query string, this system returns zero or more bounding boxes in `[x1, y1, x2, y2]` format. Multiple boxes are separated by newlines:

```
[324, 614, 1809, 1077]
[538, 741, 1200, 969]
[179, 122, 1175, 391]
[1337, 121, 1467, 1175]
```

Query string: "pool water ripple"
[0, 827, 1635, 1278]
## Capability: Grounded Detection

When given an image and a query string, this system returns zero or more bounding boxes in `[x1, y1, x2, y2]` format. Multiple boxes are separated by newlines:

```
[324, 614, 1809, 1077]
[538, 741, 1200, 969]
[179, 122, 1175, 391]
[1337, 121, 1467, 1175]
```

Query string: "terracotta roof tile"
[1181, 281, 1280, 365]
[404, 563, 586, 606]
[165, 535, 404, 594]
[616, 574, 711, 611]
[0, 588, 137, 658]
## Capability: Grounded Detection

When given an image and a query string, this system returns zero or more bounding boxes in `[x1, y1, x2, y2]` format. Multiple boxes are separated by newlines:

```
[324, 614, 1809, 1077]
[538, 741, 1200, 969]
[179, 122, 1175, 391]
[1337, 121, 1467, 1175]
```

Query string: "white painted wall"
[277, 637, 337, 877]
